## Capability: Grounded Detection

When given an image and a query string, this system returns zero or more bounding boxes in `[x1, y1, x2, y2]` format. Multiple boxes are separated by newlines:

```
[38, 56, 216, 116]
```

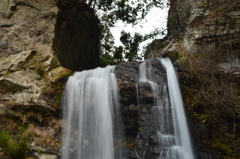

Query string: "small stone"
[0, 42, 8, 49]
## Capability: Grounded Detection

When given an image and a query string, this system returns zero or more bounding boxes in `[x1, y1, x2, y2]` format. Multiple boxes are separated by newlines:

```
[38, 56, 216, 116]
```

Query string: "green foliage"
[113, 46, 124, 62]
[143, 28, 167, 41]
[100, 54, 115, 65]
[91, 0, 164, 25]
[139, 125, 144, 131]
[91, 0, 167, 63]
[0, 129, 30, 159]
[120, 31, 144, 61]
[69, 0, 167, 64]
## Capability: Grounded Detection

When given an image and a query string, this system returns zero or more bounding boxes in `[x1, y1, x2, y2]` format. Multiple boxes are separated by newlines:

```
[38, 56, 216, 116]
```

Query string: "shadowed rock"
[53, 1, 100, 71]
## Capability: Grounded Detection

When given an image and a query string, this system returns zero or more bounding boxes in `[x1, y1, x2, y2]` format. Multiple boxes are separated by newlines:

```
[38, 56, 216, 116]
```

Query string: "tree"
[120, 31, 144, 61]
[113, 46, 124, 62]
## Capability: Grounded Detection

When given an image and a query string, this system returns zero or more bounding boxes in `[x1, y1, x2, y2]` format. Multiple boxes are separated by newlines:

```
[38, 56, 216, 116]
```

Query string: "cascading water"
[160, 58, 194, 159]
[61, 66, 123, 159]
[137, 58, 194, 159]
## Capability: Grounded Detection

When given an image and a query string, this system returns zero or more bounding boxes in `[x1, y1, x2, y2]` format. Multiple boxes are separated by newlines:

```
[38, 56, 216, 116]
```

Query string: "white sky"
[111, 4, 169, 53]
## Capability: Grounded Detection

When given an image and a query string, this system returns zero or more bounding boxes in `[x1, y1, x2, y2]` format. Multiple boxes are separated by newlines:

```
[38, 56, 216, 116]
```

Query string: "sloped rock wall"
[145, 0, 240, 158]
[0, 50, 71, 158]
[146, 0, 240, 59]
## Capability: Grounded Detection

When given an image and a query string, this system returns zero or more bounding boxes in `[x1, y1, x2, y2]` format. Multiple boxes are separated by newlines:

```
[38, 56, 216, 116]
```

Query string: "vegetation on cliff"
[143, 0, 240, 158]
[180, 38, 240, 158]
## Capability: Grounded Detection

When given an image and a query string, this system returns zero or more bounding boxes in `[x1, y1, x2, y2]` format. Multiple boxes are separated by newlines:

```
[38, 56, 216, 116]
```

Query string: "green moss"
[125, 141, 136, 149]
[139, 125, 144, 131]
[178, 51, 186, 65]
[213, 138, 233, 155]
[41, 68, 72, 109]
[194, 113, 209, 121]
[4, 70, 14, 76]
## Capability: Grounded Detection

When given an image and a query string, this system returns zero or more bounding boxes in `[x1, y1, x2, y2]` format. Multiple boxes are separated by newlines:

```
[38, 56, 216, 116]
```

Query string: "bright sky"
[111, 3, 169, 54]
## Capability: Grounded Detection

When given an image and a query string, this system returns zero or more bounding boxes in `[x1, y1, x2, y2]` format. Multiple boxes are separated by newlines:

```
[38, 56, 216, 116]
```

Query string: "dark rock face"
[115, 60, 168, 159]
[115, 60, 224, 159]
[53, 1, 100, 71]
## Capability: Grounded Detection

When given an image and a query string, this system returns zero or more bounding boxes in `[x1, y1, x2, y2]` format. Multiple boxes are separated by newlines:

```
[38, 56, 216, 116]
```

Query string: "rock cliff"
[146, 0, 240, 59]
[145, 0, 240, 158]
[0, 0, 65, 158]
[0, 0, 99, 158]
[0, 0, 239, 158]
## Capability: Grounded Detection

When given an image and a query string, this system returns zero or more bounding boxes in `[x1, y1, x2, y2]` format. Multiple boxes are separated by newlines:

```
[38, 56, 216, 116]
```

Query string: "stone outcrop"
[0, 0, 239, 158]
[0, 49, 71, 158]
[146, 0, 240, 60]
[115, 60, 224, 159]
[0, 0, 99, 158]
[0, 0, 69, 158]
[53, 0, 100, 71]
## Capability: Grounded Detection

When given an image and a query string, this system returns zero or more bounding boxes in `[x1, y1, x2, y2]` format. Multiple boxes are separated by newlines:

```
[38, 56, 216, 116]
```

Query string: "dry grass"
[179, 35, 240, 157]
[181, 36, 240, 118]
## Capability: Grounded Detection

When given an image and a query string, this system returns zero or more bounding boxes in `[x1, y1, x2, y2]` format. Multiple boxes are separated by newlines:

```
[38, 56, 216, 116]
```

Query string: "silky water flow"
[61, 59, 193, 159]
[137, 58, 194, 159]
[61, 66, 123, 159]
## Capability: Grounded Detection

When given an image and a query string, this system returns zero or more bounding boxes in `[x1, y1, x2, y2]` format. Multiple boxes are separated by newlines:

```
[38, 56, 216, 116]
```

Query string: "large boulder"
[53, 1, 100, 71]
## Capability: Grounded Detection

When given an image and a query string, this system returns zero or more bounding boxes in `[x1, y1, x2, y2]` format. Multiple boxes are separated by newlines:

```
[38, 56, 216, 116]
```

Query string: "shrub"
[181, 38, 240, 118]
[180, 35, 240, 157]
[0, 130, 30, 159]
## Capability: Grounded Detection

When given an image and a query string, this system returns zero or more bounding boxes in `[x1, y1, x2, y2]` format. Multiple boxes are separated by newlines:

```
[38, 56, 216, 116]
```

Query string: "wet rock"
[115, 60, 167, 159]
[144, 0, 240, 158]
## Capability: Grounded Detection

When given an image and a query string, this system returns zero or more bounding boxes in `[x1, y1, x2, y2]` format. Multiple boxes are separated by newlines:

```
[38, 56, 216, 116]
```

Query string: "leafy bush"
[0, 130, 30, 159]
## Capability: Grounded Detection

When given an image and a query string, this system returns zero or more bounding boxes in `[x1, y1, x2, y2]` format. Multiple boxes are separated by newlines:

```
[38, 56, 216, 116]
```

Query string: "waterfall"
[160, 58, 194, 159]
[137, 58, 194, 159]
[61, 58, 193, 159]
[61, 66, 123, 159]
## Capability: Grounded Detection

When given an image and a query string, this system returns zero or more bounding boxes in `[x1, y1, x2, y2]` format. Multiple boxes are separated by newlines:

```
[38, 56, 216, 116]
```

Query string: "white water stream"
[138, 59, 194, 159]
[159, 58, 194, 159]
[61, 66, 122, 159]
[61, 58, 193, 159]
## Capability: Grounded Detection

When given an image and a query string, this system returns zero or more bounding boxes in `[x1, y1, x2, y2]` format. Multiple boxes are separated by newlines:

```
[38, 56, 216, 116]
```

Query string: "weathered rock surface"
[0, 0, 58, 57]
[0, 49, 70, 158]
[146, 0, 240, 60]
[0, 0, 238, 158]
